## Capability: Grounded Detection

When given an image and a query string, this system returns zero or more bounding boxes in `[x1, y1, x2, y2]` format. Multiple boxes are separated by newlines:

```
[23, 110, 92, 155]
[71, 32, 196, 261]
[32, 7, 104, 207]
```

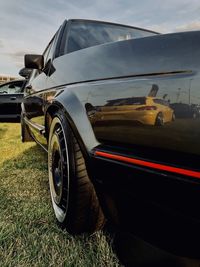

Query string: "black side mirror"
[8, 84, 15, 88]
[24, 54, 44, 70]
[19, 67, 32, 78]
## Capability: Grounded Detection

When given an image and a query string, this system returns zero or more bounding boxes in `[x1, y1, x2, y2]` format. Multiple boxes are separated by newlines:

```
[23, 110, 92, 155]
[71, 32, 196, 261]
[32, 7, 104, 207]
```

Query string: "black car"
[21, 19, 200, 262]
[170, 103, 200, 118]
[0, 79, 25, 119]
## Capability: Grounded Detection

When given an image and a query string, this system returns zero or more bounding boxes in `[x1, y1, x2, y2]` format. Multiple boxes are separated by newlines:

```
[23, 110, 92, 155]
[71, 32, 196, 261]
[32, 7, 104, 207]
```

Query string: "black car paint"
[0, 79, 25, 119]
[22, 19, 200, 259]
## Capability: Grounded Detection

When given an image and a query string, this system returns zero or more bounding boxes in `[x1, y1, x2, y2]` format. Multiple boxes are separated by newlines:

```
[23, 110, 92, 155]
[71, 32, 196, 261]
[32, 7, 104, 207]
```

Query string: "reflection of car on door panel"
[21, 19, 200, 260]
[94, 96, 174, 126]
[170, 103, 200, 119]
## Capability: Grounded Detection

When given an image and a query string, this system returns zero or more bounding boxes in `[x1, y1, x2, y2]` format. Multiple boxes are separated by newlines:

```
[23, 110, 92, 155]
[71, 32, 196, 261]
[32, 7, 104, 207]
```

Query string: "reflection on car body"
[94, 96, 174, 126]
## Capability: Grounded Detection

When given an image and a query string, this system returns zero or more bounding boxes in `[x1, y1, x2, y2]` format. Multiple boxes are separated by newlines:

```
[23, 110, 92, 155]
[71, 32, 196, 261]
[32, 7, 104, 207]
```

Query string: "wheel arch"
[45, 89, 100, 158]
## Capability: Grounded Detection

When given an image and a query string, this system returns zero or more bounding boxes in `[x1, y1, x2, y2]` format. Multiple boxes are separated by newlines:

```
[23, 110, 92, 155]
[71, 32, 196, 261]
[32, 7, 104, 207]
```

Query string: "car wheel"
[48, 111, 105, 234]
[155, 112, 164, 126]
[21, 115, 33, 142]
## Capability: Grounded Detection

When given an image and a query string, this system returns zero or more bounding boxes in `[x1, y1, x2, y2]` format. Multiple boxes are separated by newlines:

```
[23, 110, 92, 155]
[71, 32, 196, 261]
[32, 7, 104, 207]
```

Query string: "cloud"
[6, 51, 31, 71]
[175, 20, 200, 32]
[8, 51, 32, 62]
[1, 0, 200, 75]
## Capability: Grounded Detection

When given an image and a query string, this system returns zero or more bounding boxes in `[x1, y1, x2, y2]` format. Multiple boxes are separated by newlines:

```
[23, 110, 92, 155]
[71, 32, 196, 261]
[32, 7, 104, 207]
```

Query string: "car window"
[43, 39, 54, 64]
[105, 97, 146, 106]
[65, 21, 157, 54]
[43, 40, 53, 64]
[0, 81, 23, 94]
[28, 33, 58, 81]
[153, 98, 169, 106]
[43, 31, 60, 63]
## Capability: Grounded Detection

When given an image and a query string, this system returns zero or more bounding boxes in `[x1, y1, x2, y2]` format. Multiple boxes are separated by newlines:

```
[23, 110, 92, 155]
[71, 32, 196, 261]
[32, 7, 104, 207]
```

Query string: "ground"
[0, 123, 120, 267]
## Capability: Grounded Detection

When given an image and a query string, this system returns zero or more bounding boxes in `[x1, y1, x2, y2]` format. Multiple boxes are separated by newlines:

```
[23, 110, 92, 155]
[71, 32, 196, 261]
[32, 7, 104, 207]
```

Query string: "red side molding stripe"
[95, 151, 200, 179]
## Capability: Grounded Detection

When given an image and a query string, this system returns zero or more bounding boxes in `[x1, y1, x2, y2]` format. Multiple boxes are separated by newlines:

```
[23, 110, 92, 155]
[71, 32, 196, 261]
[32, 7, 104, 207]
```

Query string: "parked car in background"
[19, 67, 32, 80]
[21, 19, 200, 263]
[170, 102, 200, 119]
[0, 79, 26, 119]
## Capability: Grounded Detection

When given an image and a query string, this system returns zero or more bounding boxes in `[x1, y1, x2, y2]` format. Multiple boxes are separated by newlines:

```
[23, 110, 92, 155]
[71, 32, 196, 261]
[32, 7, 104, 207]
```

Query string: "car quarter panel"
[45, 88, 100, 152]
[44, 30, 200, 167]
[46, 73, 199, 165]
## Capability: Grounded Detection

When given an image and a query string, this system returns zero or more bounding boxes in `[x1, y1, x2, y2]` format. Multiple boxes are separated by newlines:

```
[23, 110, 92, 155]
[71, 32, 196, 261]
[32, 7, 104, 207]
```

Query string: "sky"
[0, 0, 200, 76]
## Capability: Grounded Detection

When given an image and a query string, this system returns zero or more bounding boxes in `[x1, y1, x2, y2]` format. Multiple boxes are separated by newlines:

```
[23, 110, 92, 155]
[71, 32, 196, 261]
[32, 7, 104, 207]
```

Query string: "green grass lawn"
[0, 123, 120, 267]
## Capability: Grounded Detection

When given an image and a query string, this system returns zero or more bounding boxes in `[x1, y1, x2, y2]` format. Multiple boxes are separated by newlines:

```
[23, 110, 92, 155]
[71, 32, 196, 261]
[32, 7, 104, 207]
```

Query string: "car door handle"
[10, 97, 17, 100]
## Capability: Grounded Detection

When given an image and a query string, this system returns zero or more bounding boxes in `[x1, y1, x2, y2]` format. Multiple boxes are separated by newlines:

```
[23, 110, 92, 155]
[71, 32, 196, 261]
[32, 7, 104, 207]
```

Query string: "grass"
[0, 123, 121, 267]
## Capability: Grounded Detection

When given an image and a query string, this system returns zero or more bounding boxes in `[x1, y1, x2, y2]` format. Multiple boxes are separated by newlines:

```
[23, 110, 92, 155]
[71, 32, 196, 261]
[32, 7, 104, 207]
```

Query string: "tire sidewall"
[21, 116, 25, 142]
[48, 111, 105, 234]
[21, 114, 32, 142]
[48, 112, 75, 226]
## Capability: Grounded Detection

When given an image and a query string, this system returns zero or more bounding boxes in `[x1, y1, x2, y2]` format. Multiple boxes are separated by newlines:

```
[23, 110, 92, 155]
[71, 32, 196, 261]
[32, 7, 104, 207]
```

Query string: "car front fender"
[45, 87, 100, 154]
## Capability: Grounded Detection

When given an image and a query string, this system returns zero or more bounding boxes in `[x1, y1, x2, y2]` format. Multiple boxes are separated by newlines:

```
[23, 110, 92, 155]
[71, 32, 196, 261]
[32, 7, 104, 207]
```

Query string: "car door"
[0, 80, 24, 118]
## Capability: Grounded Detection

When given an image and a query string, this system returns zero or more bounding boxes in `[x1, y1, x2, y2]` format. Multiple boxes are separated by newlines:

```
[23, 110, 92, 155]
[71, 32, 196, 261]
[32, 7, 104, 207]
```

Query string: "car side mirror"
[24, 54, 44, 70]
[8, 84, 15, 88]
[19, 67, 32, 78]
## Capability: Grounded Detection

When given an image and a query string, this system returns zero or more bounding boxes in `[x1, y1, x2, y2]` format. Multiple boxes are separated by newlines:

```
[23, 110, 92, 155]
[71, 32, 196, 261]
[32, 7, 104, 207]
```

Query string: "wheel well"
[45, 104, 89, 159]
[45, 105, 60, 140]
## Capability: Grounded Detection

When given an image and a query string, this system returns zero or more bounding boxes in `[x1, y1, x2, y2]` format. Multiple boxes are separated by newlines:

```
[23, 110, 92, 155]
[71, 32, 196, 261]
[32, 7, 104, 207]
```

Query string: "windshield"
[0, 81, 23, 94]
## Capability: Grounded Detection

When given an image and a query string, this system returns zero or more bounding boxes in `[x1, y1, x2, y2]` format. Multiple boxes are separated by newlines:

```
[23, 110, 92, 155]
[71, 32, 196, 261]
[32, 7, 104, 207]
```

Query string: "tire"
[21, 115, 33, 142]
[155, 112, 164, 126]
[48, 111, 105, 234]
